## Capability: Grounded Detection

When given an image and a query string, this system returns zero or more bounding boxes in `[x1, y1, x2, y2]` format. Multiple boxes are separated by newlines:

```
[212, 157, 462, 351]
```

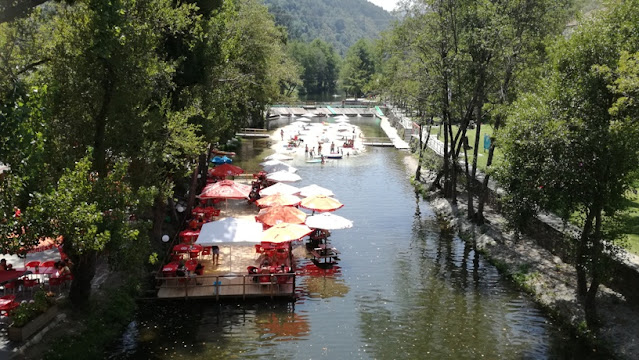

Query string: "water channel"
[112, 120, 603, 359]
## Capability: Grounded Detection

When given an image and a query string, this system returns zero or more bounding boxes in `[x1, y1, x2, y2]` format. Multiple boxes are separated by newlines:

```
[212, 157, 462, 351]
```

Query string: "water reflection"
[112, 137, 606, 359]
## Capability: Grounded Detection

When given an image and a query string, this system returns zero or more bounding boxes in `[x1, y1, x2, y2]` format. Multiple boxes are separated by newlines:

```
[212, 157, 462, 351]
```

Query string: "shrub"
[11, 289, 56, 328]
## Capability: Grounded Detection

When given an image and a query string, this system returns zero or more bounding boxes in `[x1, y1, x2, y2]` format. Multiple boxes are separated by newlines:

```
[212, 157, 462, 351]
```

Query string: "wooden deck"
[362, 137, 394, 147]
[236, 128, 270, 138]
[156, 245, 296, 300]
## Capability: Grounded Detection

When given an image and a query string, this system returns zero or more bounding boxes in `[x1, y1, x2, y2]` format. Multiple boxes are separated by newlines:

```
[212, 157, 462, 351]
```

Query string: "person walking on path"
[280, 129, 284, 141]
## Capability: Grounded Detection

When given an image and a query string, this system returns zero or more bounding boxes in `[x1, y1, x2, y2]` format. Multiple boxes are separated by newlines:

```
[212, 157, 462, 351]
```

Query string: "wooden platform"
[362, 137, 394, 147]
[236, 128, 270, 138]
[156, 245, 295, 300]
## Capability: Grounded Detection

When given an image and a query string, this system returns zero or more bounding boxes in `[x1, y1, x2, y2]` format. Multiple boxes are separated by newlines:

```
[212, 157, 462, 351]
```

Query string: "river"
[111, 121, 603, 359]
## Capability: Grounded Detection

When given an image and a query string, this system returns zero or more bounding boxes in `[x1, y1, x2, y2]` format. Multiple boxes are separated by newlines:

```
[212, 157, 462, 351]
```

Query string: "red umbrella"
[199, 180, 251, 200]
[299, 195, 343, 212]
[260, 223, 312, 244]
[256, 193, 301, 208]
[256, 206, 307, 227]
[209, 163, 244, 178]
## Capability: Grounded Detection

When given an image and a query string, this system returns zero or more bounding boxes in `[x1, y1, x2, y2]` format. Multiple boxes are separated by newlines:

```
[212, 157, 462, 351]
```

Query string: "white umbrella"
[260, 159, 287, 167]
[301, 113, 316, 118]
[195, 218, 264, 272]
[335, 115, 349, 120]
[195, 218, 263, 246]
[298, 184, 334, 198]
[335, 118, 350, 123]
[259, 182, 301, 197]
[298, 118, 312, 122]
[306, 213, 353, 230]
[292, 121, 308, 126]
[266, 171, 302, 183]
[264, 162, 297, 174]
[264, 153, 294, 161]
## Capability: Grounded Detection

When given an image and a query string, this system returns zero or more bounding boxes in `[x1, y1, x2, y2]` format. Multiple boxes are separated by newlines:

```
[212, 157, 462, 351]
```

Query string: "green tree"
[340, 39, 375, 98]
[289, 39, 339, 94]
[496, 0, 639, 326]
[27, 155, 154, 306]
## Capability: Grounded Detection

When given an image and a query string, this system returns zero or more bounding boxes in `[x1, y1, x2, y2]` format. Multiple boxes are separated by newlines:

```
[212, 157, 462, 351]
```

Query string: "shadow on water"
[111, 136, 610, 359]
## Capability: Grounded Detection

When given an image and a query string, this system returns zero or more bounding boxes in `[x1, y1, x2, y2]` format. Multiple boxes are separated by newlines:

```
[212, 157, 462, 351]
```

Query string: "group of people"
[176, 260, 205, 285]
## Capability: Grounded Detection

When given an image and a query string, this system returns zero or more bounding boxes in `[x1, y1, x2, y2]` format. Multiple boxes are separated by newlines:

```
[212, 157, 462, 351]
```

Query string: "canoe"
[212, 149, 236, 156]
[306, 159, 322, 163]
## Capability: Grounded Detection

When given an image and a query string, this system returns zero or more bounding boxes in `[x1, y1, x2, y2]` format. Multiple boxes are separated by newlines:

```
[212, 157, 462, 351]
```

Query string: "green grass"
[428, 124, 503, 171]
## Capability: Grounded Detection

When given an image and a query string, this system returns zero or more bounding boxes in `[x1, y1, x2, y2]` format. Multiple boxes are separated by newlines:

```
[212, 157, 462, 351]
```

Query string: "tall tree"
[495, 0, 639, 326]
[340, 39, 375, 98]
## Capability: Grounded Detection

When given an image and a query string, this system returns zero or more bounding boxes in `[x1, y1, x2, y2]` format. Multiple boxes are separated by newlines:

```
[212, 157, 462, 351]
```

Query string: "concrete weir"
[265, 106, 411, 150]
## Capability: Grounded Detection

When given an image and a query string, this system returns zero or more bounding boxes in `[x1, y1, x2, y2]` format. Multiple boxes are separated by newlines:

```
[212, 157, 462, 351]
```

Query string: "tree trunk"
[475, 116, 502, 223]
[416, 122, 424, 182]
[151, 194, 167, 243]
[576, 209, 595, 297]
[463, 138, 473, 219]
[68, 250, 97, 308]
[585, 209, 603, 327]
[94, 61, 114, 176]
[448, 121, 457, 204]
[186, 160, 200, 216]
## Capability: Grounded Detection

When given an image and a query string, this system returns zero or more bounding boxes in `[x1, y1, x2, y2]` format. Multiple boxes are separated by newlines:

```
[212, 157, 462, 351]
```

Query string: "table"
[173, 244, 202, 254]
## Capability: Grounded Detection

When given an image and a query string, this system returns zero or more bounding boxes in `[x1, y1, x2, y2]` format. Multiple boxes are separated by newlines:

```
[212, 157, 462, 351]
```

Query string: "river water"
[111, 122, 603, 359]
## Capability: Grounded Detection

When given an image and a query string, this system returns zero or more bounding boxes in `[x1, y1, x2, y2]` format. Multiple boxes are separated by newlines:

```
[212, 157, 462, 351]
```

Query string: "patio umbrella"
[299, 195, 343, 213]
[195, 218, 263, 246]
[305, 213, 353, 230]
[266, 171, 302, 183]
[211, 155, 233, 164]
[264, 153, 294, 161]
[256, 206, 306, 227]
[199, 180, 251, 200]
[194, 218, 264, 272]
[259, 182, 300, 197]
[209, 163, 244, 178]
[298, 184, 334, 198]
[256, 193, 302, 208]
[260, 223, 312, 244]
[263, 162, 297, 174]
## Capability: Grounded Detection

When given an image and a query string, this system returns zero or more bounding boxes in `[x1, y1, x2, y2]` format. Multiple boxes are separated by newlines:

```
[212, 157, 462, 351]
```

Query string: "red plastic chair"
[201, 247, 212, 259]
[48, 276, 64, 292]
[40, 260, 57, 268]
[22, 277, 40, 294]
[0, 300, 19, 316]
[3, 281, 17, 294]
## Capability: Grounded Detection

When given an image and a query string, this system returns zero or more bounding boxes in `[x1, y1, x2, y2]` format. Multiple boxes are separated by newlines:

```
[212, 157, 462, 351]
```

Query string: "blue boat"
[211, 155, 233, 164]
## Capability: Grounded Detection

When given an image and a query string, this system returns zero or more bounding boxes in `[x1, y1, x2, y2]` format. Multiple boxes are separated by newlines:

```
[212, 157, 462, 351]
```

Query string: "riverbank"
[402, 155, 639, 360]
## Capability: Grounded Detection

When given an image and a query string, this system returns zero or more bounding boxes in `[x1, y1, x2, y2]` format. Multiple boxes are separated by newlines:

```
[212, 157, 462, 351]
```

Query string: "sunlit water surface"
[110, 119, 603, 359]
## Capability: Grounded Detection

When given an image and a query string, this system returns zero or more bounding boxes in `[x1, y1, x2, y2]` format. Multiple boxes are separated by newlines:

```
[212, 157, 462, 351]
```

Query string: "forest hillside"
[263, 0, 393, 55]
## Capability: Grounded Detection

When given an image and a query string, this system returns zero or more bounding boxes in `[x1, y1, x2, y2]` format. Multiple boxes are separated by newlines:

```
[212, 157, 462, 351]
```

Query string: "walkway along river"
[110, 123, 604, 359]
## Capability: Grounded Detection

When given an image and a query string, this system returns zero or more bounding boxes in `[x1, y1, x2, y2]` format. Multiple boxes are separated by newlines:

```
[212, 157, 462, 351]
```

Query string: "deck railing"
[155, 273, 296, 300]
